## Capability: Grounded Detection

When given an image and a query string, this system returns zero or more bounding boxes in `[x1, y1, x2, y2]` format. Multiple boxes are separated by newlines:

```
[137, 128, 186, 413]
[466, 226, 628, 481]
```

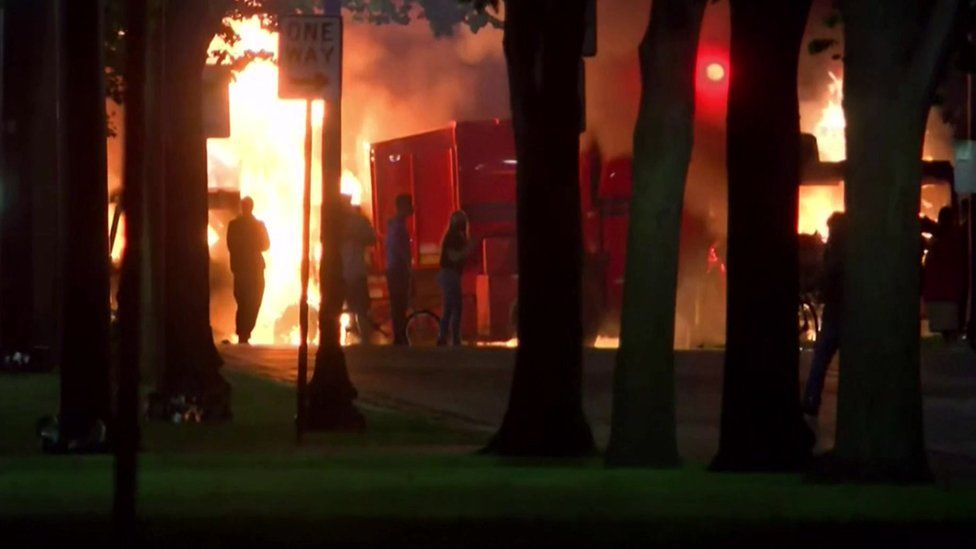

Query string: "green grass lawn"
[1, 370, 975, 546]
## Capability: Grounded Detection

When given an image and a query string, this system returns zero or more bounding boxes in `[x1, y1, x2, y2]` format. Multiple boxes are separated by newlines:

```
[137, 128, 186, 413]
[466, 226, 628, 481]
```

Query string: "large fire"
[800, 71, 951, 241]
[207, 18, 366, 345]
[798, 71, 847, 240]
[812, 71, 845, 163]
[798, 184, 844, 239]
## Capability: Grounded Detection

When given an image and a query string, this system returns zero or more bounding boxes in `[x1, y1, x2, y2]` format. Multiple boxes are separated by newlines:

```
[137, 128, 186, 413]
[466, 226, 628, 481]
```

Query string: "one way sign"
[278, 15, 342, 100]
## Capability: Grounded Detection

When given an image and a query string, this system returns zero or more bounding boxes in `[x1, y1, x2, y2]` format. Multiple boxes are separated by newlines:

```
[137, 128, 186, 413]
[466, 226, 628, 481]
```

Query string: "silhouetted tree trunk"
[142, 0, 168, 383]
[711, 0, 813, 472]
[156, 0, 230, 418]
[1, 1, 62, 370]
[58, 0, 114, 445]
[828, 0, 961, 482]
[0, 1, 43, 360]
[115, 0, 147, 531]
[484, 0, 594, 456]
[606, 0, 706, 468]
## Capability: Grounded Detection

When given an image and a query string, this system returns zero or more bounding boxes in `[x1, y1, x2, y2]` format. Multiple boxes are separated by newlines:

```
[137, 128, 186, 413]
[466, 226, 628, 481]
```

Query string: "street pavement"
[221, 342, 975, 475]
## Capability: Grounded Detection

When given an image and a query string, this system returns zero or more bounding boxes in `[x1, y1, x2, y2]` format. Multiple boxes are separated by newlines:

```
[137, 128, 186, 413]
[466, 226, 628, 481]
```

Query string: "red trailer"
[369, 120, 519, 342]
[367, 120, 716, 344]
[367, 120, 722, 344]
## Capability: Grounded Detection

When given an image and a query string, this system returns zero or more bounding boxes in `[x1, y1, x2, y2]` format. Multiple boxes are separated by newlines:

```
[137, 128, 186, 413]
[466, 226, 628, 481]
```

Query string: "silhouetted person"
[802, 212, 846, 417]
[227, 196, 270, 344]
[437, 211, 473, 346]
[923, 206, 968, 341]
[342, 196, 376, 343]
[386, 194, 413, 345]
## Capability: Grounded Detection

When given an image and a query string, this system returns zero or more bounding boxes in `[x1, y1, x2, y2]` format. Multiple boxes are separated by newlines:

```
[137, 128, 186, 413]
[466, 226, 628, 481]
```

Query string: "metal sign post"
[278, 14, 342, 441]
[296, 99, 312, 443]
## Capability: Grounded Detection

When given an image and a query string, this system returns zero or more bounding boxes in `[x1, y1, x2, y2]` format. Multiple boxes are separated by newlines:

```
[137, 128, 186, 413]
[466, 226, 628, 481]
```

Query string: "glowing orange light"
[207, 17, 368, 346]
[705, 62, 726, 83]
[813, 71, 846, 162]
[207, 224, 220, 248]
[799, 183, 845, 240]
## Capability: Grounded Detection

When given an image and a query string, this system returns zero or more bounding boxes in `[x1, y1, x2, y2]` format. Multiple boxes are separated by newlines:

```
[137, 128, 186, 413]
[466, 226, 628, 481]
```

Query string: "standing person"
[386, 194, 413, 345]
[802, 212, 846, 418]
[342, 196, 377, 343]
[227, 197, 270, 345]
[437, 211, 473, 346]
[923, 207, 968, 341]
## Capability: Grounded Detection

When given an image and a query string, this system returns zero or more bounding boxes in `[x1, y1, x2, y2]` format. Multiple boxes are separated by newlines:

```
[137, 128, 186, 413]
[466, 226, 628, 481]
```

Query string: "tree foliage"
[104, 0, 501, 102]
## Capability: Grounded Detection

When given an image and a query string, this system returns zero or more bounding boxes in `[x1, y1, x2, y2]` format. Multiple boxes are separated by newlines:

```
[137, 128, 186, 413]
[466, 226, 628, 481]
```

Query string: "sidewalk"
[221, 342, 976, 476]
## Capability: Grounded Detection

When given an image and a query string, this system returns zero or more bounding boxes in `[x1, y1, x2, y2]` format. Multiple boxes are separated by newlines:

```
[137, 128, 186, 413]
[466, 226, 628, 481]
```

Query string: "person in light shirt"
[341, 195, 377, 343]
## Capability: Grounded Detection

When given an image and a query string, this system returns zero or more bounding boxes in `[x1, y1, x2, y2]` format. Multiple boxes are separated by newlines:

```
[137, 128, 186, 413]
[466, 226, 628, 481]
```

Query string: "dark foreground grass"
[1, 371, 975, 546]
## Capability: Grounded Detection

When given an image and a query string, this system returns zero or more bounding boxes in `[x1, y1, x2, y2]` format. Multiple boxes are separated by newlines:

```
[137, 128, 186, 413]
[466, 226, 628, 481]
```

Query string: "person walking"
[437, 211, 473, 346]
[385, 194, 413, 345]
[802, 211, 846, 418]
[227, 196, 270, 344]
[341, 196, 377, 343]
[923, 207, 968, 341]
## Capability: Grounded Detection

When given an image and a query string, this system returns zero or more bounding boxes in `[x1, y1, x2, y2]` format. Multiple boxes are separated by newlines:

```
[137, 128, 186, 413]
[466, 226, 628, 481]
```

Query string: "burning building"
[201, 16, 509, 345]
[157, 1, 955, 348]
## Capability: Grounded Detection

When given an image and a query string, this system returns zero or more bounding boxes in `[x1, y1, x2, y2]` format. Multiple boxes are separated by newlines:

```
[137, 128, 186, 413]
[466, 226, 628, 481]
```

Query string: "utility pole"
[321, 0, 343, 365]
[115, 0, 147, 537]
[967, 72, 976, 347]
[306, 0, 364, 431]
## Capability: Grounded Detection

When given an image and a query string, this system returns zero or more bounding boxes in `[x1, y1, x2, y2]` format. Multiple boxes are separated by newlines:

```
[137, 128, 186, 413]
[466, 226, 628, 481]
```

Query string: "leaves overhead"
[806, 2, 842, 61]
[105, 0, 503, 104]
[808, 38, 838, 56]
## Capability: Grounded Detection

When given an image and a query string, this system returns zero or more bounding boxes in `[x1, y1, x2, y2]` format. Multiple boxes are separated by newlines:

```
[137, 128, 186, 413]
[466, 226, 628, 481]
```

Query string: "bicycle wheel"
[798, 299, 818, 345]
[406, 310, 441, 346]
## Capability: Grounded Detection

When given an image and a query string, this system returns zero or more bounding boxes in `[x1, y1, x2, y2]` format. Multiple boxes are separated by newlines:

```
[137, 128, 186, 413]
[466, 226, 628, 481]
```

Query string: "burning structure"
[100, 1, 954, 348]
[200, 16, 508, 345]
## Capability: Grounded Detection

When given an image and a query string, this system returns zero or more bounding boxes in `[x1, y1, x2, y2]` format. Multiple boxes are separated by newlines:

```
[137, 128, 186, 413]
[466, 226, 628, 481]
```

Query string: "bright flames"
[812, 71, 846, 163]
[800, 71, 951, 240]
[207, 18, 367, 345]
[798, 72, 848, 241]
[799, 184, 845, 240]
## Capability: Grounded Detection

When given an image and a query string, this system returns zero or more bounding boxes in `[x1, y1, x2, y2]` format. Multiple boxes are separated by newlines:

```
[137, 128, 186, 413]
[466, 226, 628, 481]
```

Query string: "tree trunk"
[155, 0, 230, 419]
[711, 0, 813, 472]
[58, 0, 113, 444]
[0, 1, 43, 359]
[606, 0, 706, 468]
[115, 0, 147, 530]
[829, 0, 960, 482]
[143, 0, 168, 384]
[484, 0, 594, 457]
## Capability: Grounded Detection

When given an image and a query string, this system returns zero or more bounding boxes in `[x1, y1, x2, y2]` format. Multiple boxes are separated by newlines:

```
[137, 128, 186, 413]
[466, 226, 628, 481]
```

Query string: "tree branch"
[908, 0, 964, 104]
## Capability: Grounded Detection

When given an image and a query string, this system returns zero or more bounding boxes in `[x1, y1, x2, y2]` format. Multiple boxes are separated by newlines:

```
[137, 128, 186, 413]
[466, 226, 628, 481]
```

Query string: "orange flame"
[812, 71, 845, 162]
[799, 184, 845, 241]
[207, 18, 367, 345]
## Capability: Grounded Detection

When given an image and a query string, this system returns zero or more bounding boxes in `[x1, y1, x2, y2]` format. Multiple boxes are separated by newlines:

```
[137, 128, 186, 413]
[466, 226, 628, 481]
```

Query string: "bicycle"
[342, 305, 440, 346]
[798, 292, 820, 346]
